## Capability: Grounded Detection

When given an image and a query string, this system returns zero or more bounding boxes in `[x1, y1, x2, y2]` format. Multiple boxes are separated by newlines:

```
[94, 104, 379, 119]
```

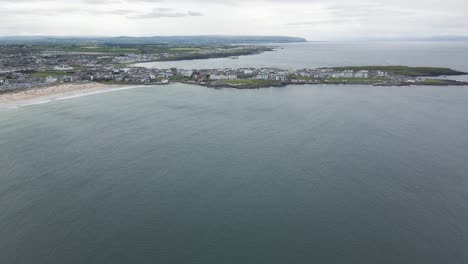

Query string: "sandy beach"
[0, 83, 117, 103]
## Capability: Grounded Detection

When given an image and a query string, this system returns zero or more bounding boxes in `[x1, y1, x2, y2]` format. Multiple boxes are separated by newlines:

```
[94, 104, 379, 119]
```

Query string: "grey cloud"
[127, 8, 203, 19]
[288, 19, 352, 26]
[0, 6, 134, 16]
[0, 0, 467, 39]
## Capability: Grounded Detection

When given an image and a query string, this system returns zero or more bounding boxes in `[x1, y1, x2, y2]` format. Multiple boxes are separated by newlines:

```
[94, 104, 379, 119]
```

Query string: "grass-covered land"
[419, 79, 467, 85]
[330, 66, 466, 77]
[420, 79, 449, 84]
[168, 47, 203, 52]
[291, 75, 391, 84]
[0, 44, 145, 55]
[0, 43, 269, 56]
[221, 79, 279, 85]
[169, 76, 192, 82]
[324, 77, 390, 84]
[207, 79, 283, 88]
[63, 45, 140, 54]
[30, 70, 70, 77]
[159, 47, 272, 61]
[49, 44, 203, 55]
[0, 44, 272, 66]
[0, 36, 307, 45]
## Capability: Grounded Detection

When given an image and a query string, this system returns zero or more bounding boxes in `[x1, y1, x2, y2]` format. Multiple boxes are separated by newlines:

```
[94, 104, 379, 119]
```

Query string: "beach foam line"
[54, 85, 145, 101]
[0, 85, 147, 109]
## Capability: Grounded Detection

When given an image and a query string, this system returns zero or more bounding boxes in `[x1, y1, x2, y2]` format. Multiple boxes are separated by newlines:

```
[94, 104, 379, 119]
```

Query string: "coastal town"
[0, 43, 268, 90]
[1, 44, 467, 92]
[2, 64, 467, 91]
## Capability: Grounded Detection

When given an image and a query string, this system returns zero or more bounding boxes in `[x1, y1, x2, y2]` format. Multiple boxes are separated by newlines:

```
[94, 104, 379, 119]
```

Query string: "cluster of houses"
[0, 44, 411, 92]
[2, 63, 413, 91]
[0, 53, 100, 73]
[187, 68, 290, 82]
[112, 54, 161, 64]
[294, 68, 389, 79]
[189, 68, 393, 82]
[110, 46, 255, 64]
[0, 76, 45, 91]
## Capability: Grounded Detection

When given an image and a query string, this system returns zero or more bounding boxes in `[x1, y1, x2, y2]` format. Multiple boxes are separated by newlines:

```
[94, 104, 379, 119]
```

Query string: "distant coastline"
[0, 35, 307, 45]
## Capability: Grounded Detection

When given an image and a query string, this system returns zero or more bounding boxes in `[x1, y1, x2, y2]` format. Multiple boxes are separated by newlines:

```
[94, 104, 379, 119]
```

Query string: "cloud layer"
[0, 0, 467, 40]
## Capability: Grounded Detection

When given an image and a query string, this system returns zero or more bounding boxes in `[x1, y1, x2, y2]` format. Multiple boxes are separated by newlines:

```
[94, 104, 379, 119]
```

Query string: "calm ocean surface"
[1, 42, 468, 264]
[136, 41, 468, 73]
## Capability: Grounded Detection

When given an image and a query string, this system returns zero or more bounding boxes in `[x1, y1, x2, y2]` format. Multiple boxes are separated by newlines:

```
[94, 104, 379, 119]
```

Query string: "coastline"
[201, 79, 468, 89]
[0, 82, 130, 107]
[2, 75, 467, 108]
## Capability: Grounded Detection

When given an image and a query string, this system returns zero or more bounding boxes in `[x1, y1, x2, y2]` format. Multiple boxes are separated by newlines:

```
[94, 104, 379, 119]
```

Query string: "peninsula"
[1, 65, 467, 97]
[3, 40, 467, 93]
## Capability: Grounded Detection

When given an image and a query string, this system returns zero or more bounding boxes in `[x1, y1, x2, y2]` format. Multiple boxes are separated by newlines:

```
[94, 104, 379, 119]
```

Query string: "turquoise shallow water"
[1, 83, 468, 263]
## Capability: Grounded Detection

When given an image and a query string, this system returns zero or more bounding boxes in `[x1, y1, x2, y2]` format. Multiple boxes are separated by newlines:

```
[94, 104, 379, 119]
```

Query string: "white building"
[62, 76, 74, 82]
[274, 74, 287, 82]
[354, 70, 369, 78]
[164, 70, 174, 78]
[227, 74, 238, 80]
[210, 74, 228, 80]
[343, 70, 354, 78]
[180, 70, 194, 77]
[332, 72, 344, 78]
[242, 69, 253, 75]
[256, 73, 269, 80]
[53, 66, 73, 71]
[377, 71, 388, 77]
[46, 76, 58, 83]
[332, 70, 354, 78]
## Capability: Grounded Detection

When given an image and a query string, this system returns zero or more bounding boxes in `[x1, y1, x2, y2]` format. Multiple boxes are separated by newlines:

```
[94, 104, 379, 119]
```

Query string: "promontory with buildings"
[1, 39, 467, 92]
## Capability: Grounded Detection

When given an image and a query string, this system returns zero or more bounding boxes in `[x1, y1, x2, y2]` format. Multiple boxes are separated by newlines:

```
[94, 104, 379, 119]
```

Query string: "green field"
[169, 76, 192, 82]
[420, 79, 448, 84]
[221, 79, 279, 85]
[46, 45, 243, 56]
[0, 44, 272, 65]
[330, 66, 466, 77]
[291, 75, 390, 83]
[30, 70, 70, 77]
[169, 47, 203, 52]
[58, 45, 143, 54]
[0, 44, 209, 55]
[324, 77, 390, 84]
[419, 79, 464, 85]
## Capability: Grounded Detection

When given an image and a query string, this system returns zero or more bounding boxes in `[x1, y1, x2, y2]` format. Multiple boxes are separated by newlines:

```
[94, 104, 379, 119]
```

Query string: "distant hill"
[347, 35, 468, 42]
[0, 35, 307, 45]
[417, 36, 468, 41]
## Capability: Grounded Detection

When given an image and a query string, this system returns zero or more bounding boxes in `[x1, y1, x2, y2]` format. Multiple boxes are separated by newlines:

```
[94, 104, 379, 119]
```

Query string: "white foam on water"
[0, 85, 148, 109]
[59, 85, 148, 100]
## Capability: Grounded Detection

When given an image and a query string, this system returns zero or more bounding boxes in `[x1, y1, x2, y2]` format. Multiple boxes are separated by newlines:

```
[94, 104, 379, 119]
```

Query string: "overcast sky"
[1, 0, 467, 40]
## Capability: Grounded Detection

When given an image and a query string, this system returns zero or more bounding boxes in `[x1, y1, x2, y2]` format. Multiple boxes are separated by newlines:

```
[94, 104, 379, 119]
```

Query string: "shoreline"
[200, 79, 468, 89]
[2, 78, 467, 108]
[0, 82, 130, 107]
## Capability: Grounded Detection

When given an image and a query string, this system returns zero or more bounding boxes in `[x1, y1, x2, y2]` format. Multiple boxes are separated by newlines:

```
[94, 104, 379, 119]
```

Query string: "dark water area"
[1, 42, 468, 264]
